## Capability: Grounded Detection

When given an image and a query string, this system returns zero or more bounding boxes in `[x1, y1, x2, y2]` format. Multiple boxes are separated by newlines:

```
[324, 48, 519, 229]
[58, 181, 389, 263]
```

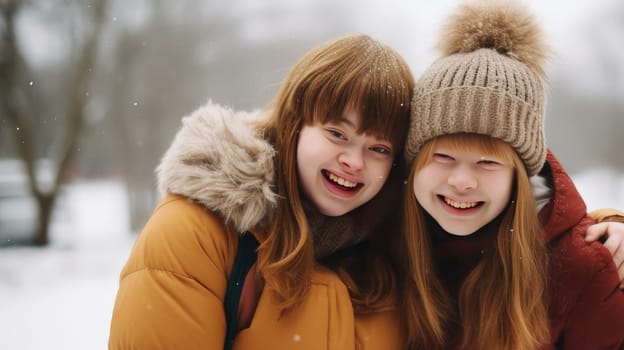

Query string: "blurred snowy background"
[0, 0, 622, 349]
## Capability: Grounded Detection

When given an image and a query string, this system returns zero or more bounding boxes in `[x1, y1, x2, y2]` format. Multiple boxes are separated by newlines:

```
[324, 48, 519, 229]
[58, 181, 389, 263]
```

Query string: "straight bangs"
[294, 35, 414, 152]
[258, 35, 414, 312]
[415, 133, 519, 171]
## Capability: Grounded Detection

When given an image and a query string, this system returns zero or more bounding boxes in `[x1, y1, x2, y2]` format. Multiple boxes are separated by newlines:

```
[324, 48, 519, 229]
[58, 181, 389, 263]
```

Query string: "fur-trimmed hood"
[156, 101, 277, 233]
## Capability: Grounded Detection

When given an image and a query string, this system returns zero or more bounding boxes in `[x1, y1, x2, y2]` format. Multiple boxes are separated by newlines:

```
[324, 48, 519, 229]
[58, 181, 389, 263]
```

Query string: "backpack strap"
[223, 232, 259, 350]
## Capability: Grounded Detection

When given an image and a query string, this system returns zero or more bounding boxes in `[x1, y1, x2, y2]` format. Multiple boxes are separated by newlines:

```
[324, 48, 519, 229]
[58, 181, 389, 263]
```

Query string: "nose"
[338, 149, 364, 172]
[448, 165, 477, 192]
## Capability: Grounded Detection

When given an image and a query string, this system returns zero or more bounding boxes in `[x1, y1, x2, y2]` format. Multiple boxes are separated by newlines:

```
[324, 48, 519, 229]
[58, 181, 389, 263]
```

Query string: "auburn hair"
[255, 34, 414, 312]
[399, 133, 550, 349]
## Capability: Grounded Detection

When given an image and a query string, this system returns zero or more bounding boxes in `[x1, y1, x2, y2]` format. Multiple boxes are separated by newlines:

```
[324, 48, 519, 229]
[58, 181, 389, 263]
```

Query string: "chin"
[317, 206, 350, 217]
[441, 224, 478, 236]
[446, 231, 474, 237]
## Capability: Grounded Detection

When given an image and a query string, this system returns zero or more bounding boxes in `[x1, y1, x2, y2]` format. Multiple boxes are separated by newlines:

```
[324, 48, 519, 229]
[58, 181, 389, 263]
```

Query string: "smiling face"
[297, 108, 394, 217]
[412, 134, 516, 236]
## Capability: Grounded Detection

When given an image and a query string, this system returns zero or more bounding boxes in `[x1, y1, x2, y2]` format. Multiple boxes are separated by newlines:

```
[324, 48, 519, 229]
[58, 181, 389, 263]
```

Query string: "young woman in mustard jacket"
[109, 34, 415, 349]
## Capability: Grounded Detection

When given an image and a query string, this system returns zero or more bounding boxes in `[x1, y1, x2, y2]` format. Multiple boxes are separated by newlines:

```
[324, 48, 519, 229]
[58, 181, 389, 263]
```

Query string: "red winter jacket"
[541, 151, 624, 349]
[432, 150, 624, 349]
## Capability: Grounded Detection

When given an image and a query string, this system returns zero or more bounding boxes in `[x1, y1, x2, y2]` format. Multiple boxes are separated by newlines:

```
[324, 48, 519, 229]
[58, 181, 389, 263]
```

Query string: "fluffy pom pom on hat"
[404, 0, 550, 176]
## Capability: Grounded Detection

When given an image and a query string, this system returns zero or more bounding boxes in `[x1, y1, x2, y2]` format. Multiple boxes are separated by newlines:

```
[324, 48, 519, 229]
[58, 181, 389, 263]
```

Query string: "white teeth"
[444, 197, 478, 209]
[328, 173, 357, 188]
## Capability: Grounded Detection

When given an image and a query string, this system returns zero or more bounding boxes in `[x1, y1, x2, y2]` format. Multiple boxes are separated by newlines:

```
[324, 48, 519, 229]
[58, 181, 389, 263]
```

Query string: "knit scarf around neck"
[302, 200, 371, 260]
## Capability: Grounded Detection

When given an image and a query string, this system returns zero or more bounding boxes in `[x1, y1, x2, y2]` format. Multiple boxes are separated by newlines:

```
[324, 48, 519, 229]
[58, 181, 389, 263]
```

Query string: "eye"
[326, 128, 347, 141]
[432, 152, 454, 163]
[477, 158, 504, 170]
[370, 145, 393, 155]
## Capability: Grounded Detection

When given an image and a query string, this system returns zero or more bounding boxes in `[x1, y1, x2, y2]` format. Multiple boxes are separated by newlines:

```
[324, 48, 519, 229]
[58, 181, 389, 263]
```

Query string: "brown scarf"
[303, 201, 371, 259]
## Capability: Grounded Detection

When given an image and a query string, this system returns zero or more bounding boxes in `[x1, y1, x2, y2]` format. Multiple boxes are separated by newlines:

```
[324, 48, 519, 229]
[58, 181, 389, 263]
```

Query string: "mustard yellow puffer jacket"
[109, 195, 403, 349]
[108, 102, 404, 350]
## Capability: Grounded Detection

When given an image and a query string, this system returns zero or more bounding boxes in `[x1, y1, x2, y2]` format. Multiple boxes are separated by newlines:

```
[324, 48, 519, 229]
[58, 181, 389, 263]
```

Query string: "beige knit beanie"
[405, 0, 551, 176]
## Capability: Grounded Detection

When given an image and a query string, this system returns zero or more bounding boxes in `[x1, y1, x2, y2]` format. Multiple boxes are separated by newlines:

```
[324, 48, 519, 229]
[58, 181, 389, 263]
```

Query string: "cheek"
[380, 159, 394, 180]
[296, 131, 320, 171]
[412, 165, 437, 194]
[295, 142, 306, 176]
[412, 171, 429, 201]
[491, 170, 514, 203]
[296, 135, 317, 184]
[381, 160, 393, 178]
[370, 161, 392, 187]
[366, 159, 393, 196]
[412, 174, 419, 197]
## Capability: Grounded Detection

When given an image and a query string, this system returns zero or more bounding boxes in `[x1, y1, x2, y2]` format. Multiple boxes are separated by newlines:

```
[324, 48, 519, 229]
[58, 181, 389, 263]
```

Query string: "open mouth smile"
[322, 170, 363, 191]
[439, 195, 483, 210]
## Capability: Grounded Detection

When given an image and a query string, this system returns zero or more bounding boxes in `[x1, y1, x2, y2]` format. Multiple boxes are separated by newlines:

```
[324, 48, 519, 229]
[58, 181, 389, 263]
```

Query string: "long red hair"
[256, 34, 414, 312]
[399, 133, 550, 349]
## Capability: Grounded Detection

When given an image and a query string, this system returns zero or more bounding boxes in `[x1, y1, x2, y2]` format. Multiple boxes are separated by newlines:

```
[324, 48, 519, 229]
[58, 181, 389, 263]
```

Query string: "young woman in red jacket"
[399, 1, 624, 349]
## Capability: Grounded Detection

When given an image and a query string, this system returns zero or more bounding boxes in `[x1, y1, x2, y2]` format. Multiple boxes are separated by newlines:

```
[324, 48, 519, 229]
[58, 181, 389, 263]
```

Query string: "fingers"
[619, 265, 624, 290]
[606, 237, 624, 289]
[585, 222, 624, 289]
[612, 244, 624, 289]
[602, 230, 624, 289]
[585, 222, 610, 243]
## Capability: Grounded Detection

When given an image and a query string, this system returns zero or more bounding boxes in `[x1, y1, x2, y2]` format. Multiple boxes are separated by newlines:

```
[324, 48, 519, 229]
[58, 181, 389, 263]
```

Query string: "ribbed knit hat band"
[405, 1, 549, 176]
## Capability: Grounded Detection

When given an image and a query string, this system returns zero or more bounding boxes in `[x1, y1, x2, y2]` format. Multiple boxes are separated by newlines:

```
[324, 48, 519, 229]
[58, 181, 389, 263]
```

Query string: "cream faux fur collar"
[156, 101, 277, 233]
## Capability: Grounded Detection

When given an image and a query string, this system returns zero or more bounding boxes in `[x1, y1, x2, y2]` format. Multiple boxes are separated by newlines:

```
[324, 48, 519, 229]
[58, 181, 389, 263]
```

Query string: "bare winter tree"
[100, 0, 319, 232]
[0, 0, 108, 245]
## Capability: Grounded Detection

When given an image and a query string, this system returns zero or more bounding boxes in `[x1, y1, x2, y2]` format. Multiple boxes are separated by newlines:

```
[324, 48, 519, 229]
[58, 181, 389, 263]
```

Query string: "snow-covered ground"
[0, 171, 623, 350]
[0, 181, 135, 350]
